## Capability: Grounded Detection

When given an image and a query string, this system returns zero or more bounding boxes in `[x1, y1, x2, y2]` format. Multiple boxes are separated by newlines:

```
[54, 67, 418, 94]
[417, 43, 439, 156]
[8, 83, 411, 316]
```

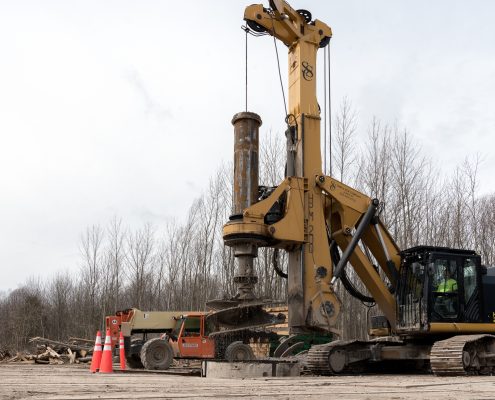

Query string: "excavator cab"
[396, 246, 486, 332]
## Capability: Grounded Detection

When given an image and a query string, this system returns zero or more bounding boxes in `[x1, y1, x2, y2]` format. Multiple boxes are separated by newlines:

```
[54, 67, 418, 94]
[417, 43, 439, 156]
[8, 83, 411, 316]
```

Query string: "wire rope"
[327, 40, 332, 176]
[270, 17, 288, 118]
[245, 26, 248, 111]
[324, 46, 327, 175]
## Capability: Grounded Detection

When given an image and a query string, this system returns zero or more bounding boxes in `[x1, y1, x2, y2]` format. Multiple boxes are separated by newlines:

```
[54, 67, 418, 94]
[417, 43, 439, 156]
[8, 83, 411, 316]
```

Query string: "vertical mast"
[243, 2, 338, 332]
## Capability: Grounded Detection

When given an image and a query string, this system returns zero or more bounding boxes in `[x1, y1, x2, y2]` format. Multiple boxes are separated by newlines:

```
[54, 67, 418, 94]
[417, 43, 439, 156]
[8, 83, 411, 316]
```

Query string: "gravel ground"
[1, 363, 495, 399]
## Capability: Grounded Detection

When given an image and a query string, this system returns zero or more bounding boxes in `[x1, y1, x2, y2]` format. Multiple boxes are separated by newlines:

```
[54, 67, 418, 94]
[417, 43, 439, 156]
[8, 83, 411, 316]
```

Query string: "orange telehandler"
[105, 308, 284, 369]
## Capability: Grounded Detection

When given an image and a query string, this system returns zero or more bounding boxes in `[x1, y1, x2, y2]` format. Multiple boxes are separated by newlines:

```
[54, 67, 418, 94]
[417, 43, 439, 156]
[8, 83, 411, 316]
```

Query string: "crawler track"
[306, 340, 361, 375]
[430, 334, 495, 376]
[307, 334, 495, 377]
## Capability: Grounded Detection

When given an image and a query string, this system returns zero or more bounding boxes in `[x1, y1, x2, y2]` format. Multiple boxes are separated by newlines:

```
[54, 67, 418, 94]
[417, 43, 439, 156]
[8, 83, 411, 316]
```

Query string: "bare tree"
[478, 194, 495, 265]
[106, 217, 126, 312]
[332, 97, 357, 184]
[463, 154, 481, 250]
[357, 117, 392, 220]
[151, 240, 168, 310]
[163, 208, 198, 310]
[448, 167, 469, 248]
[388, 127, 428, 248]
[125, 223, 155, 309]
[46, 272, 73, 340]
[79, 225, 104, 336]
[1, 278, 46, 350]
[214, 162, 237, 299]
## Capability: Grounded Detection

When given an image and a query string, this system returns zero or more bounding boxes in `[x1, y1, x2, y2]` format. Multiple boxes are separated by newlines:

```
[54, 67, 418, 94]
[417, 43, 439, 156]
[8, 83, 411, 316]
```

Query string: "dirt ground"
[1, 363, 495, 400]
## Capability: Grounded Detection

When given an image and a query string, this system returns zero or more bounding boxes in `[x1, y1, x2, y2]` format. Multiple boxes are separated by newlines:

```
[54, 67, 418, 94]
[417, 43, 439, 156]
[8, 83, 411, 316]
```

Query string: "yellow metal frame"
[241, 1, 340, 331]
[428, 323, 495, 334]
[224, 1, 400, 332]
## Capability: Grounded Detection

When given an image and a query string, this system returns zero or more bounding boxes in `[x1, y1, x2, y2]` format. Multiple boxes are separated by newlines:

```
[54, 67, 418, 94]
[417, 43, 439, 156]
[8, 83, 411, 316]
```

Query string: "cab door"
[178, 316, 202, 358]
[178, 316, 215, 358]
[430, 256, 460, 322]
[199, 317, 215, 358]
[460, 256, 483, 322]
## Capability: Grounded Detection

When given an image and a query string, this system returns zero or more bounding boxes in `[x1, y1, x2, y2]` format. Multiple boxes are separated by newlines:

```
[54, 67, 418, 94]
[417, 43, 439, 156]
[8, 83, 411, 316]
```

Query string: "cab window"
[182, 316, 201, 336]
[171, 318, 184, 338]
[431, 258, 459, 320]
[463, 258, 477, 303]
[432, 259, 458, 293]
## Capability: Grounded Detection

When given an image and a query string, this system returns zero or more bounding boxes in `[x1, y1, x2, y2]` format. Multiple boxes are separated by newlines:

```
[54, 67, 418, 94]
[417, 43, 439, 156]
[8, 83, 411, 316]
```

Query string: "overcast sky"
[1, 1, 494, 292]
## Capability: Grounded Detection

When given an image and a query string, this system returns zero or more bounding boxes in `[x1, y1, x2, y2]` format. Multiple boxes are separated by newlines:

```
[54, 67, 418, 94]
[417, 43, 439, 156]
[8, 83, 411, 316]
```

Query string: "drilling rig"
[221, 0, 495, 375]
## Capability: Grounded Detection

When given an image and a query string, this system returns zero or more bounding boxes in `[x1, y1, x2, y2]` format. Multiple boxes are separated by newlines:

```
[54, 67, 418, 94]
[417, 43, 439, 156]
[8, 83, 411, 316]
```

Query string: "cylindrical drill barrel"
[230, 111, 262, 301]
[231, 112, 262, 215]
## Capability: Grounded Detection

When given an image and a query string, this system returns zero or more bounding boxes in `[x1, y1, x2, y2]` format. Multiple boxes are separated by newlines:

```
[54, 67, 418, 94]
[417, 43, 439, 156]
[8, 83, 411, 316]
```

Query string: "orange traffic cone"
[99, 329, 113, 373]
[119, 332, 126, 371]
[89, 331, 102, 373]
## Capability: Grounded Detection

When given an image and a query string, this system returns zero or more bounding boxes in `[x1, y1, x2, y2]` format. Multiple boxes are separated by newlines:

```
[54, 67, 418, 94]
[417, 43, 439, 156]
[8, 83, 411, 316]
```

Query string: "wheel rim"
[234, 348, 249, 360]
[328, 349, 346, 373]
[152, 346, 166, 362]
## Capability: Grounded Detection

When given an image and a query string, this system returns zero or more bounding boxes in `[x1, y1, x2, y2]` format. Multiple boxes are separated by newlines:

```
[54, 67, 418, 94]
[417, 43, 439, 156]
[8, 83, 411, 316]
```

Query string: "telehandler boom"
[222, 0, 495, 375]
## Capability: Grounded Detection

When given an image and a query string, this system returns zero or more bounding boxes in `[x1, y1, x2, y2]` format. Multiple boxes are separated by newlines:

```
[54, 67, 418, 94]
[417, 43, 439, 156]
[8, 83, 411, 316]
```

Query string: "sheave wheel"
[225, 341, 255, 362]
[140, 338, 173, 370]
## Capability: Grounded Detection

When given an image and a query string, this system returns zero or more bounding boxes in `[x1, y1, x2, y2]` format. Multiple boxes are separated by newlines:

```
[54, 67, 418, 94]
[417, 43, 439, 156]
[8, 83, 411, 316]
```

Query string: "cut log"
[29, 337, 91, 353]
[46, 347, 60, 359]
[68, 337, 94, 344]
[67, 348, 76, 364]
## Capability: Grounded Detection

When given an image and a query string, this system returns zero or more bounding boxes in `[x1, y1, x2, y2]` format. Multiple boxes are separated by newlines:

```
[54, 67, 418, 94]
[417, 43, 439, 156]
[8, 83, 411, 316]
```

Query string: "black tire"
[126, 339, 144, 369]
[140, 338, 173, 370]
[224, 341, 255, 362]
[125, 353, 143, 369]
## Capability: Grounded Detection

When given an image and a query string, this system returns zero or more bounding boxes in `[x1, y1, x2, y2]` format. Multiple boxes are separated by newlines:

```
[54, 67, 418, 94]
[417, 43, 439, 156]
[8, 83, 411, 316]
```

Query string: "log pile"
[0, 337, 93, 365]
[0, 349, 12, 361]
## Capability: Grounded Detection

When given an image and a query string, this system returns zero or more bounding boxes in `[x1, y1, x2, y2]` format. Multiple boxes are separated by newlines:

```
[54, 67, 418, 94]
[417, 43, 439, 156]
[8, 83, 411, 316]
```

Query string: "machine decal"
[302, 61, 314, 81]
[308, 191, 314, 253]
[182, 343, 199, 348]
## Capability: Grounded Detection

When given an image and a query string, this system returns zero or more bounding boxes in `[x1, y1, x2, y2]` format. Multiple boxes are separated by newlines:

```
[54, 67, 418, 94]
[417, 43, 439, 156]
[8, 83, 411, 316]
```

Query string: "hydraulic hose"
[272, 249, 288, 279]
[330, 240, 375, 304]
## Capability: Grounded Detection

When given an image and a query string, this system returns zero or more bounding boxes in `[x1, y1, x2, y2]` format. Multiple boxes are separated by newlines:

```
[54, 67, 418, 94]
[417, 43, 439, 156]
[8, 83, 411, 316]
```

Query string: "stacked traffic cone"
[99, 329, 113, 373]
[89, 331, 103, 373]
[119, 332, 126, 371]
